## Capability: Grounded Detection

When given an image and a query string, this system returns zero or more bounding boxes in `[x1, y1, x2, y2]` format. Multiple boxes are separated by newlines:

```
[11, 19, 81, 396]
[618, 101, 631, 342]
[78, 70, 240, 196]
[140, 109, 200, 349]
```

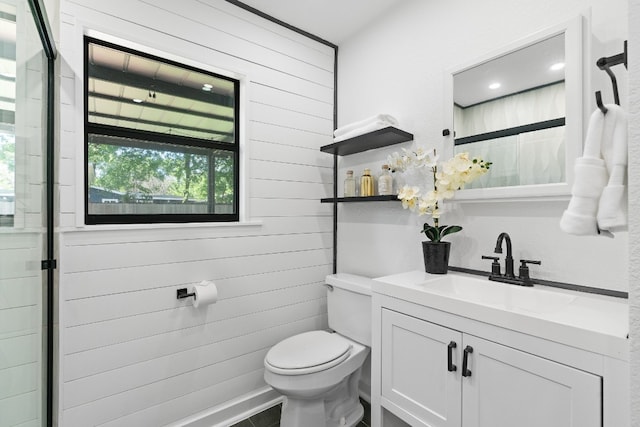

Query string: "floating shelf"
[320, 126, 413, 156]
[321, 195, 400, 203]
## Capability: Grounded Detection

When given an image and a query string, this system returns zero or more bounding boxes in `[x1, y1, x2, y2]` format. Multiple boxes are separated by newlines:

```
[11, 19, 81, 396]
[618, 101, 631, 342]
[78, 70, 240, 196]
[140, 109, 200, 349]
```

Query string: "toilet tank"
[325, 274, 373, 347]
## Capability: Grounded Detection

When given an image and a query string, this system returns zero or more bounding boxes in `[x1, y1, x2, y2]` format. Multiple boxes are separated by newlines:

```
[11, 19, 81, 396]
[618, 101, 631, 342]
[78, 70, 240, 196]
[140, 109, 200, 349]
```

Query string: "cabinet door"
[381, 309, 462, 427]
[462, 334, 601, 427]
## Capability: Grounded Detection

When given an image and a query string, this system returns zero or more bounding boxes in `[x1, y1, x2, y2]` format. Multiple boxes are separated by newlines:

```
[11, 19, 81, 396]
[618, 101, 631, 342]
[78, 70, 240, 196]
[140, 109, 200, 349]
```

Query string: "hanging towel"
[560, 104, 628, 236]
[597, 105, 628, 231]
[333, 114, 398, 140]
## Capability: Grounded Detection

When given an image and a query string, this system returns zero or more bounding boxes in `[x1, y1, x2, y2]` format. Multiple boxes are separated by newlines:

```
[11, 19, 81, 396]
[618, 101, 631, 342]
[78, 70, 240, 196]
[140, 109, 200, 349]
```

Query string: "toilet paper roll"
[192, 280, 218, 308]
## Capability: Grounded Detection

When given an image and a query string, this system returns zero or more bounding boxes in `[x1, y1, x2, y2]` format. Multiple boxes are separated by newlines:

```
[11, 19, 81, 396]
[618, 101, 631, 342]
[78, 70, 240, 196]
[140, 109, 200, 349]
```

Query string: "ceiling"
[235, 0, 407, 45]
[235, 1, 565, 108]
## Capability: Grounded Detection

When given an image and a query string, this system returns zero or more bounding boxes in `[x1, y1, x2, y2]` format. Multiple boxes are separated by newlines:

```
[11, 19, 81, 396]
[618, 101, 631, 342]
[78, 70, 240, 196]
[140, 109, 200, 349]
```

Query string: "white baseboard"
[168, 386, 283, 427]
[168, 379, 369, 426]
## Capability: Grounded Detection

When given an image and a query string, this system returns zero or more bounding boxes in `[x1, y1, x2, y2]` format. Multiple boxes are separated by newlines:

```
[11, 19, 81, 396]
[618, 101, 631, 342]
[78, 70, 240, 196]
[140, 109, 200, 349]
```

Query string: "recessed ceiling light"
[488, 82, 501, 90]
[550, 62, 565, 71]
[202, 83, 213, 91]
[132, 98, 143, 103]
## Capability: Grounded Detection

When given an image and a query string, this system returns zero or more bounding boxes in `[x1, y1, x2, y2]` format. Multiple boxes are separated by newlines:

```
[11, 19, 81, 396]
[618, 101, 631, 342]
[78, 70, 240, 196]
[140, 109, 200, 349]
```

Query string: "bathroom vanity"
[369, 271, 629, 427]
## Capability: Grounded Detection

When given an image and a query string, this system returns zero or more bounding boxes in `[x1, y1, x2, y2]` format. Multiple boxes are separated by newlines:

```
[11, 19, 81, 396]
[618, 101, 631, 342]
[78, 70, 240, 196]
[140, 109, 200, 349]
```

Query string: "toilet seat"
[265, 330, 352, 376]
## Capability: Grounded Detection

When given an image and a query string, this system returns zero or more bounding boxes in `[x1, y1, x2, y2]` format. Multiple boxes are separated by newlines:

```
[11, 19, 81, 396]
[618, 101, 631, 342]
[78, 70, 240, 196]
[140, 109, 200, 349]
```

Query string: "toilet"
[263, 273, 373, 427]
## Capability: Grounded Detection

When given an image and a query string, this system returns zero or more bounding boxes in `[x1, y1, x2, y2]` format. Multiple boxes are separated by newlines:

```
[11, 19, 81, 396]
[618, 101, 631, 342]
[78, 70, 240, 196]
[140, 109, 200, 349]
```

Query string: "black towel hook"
[595, 91, 607, 114]
[594, 40, 627, 112]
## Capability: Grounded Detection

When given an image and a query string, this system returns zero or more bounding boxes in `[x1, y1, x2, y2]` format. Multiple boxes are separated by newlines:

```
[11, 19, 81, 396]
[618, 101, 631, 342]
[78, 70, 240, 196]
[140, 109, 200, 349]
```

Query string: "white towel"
[597, 105, 628, 231]
[560, 104, 628, 236]
[333, 114, 398, 139]
[333, 120, 397, 142]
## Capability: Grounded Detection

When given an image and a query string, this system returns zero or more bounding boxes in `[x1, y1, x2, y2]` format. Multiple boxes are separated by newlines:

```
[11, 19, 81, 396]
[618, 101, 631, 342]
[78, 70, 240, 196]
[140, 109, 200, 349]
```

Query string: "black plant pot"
[422, 241, 451, 274]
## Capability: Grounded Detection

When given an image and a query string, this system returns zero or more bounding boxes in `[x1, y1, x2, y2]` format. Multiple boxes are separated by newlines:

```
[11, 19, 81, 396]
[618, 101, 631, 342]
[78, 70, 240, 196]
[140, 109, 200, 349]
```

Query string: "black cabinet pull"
[462, 345, 474, 377]
[447, 341, 457, 372]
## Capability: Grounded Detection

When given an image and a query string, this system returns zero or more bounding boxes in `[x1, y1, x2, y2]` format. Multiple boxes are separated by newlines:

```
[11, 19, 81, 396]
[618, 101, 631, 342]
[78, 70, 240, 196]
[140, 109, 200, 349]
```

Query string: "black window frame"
[84, 36, 240, 225]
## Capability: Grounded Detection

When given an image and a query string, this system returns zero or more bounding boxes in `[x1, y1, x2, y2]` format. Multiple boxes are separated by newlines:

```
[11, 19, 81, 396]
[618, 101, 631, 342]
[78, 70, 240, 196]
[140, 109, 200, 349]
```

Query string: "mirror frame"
[445, 16, 585, 202]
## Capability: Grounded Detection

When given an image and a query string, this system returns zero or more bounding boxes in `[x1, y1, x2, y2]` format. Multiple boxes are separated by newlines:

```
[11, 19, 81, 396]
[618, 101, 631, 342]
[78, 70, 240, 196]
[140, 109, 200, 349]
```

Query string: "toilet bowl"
[263, 274, 374, 427]
[264, 331, 369, 427]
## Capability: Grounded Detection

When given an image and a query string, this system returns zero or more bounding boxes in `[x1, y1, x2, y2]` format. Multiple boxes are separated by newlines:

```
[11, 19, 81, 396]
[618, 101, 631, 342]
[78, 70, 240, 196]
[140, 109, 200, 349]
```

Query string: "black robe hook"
[595, 91, 608, 114]
[598, 62, 620, 105]
[595, 40, 627, 107]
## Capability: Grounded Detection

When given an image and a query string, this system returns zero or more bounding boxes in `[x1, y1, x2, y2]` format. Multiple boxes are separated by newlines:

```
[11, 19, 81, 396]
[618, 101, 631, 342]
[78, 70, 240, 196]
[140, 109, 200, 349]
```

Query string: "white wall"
[628, 0, 639, 424]
[0, 232, 43, 427]
[55, 1, 334, 425]
[336, 0, 629, 292]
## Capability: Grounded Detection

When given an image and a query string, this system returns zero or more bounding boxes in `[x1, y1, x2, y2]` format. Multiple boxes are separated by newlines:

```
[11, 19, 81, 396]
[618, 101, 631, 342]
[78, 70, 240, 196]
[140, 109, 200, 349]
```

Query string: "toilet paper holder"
[176, 288, 196, 300]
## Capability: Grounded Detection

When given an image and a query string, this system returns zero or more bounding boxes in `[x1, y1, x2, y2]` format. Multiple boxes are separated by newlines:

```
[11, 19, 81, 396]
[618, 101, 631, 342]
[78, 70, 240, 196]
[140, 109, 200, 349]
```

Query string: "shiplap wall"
[0, 232, 42, 427]
[0, 2, 47, 426]
[56, 0, 334, 425]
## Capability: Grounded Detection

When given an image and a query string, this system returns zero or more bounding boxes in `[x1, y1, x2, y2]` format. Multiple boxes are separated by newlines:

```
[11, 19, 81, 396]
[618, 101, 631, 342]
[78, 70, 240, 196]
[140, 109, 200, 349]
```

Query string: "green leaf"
[441, 225, 463, 238]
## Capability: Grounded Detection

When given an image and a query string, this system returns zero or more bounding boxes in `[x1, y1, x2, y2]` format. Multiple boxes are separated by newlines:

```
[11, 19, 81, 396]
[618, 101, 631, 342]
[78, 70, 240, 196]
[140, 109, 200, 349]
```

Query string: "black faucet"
[494, 232, 515, 278]
[482, 232, 541, 287]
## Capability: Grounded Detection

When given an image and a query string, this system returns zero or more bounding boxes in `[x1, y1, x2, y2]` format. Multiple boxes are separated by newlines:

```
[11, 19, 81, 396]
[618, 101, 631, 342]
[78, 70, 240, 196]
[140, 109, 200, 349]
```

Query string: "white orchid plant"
[388, 146, 491, 242]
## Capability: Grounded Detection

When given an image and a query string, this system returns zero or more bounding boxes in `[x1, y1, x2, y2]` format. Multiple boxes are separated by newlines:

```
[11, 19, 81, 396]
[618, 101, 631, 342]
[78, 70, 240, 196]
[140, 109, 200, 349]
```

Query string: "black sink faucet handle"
[518, 259, 541, 286]
[482, 255, 501, 276]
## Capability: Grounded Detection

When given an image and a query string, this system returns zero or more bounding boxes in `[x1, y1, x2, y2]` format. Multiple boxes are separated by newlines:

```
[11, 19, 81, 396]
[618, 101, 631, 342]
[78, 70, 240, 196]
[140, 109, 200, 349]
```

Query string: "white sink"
[420, 274, 577, 314]
[373, 270, 628, 359]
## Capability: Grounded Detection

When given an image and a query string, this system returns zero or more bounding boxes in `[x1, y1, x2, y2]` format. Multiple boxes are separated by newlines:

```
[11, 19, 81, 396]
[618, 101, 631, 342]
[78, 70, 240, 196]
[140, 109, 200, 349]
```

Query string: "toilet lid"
[265, 331, 352, 375]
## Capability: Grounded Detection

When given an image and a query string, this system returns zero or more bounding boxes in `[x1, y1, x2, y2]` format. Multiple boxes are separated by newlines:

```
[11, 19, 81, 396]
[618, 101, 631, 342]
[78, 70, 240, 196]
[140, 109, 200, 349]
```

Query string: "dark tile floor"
[230, 399, 371, 427]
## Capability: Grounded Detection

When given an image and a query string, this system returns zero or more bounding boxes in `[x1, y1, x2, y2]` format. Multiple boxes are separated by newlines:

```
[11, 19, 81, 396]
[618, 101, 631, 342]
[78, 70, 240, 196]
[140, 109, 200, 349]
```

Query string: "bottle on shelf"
[360, 168, 374, 197]
[344, 170, 356, 197]
[378, 164, 393, 195]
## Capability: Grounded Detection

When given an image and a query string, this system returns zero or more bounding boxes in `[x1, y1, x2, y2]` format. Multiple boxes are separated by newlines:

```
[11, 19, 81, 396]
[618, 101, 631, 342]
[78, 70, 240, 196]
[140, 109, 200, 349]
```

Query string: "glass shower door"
[0, 1, 49, 426]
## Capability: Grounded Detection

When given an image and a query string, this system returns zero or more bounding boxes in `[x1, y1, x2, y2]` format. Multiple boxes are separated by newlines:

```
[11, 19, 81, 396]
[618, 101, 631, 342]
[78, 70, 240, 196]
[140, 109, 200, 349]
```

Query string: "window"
[85, 37, 240, 224]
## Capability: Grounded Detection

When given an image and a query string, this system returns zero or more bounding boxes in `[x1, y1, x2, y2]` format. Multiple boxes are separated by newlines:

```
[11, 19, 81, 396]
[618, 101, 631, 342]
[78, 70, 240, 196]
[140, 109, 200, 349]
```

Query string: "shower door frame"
[26, 0, 56, 426]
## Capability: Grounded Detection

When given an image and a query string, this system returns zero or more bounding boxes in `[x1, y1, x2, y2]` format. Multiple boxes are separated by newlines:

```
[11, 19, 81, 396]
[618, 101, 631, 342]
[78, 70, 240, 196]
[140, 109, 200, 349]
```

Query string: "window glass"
[0, 9, 15, 227]
[85, 37, 239, 224]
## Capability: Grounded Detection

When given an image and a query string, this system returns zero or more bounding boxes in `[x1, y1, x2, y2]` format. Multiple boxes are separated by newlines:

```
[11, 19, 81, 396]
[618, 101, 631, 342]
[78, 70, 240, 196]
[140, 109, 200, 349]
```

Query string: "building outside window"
[85, 37, 240, 224]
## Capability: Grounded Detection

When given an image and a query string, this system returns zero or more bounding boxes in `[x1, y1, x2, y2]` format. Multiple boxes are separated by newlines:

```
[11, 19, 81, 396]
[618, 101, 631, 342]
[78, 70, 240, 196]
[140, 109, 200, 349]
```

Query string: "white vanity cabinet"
[380, 308, 600, 427]
[370, 271, 629, 427]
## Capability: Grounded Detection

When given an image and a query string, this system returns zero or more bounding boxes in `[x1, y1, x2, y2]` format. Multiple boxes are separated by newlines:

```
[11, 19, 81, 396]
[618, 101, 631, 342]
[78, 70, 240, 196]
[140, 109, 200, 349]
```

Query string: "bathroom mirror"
[446, 16, 584, 201]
